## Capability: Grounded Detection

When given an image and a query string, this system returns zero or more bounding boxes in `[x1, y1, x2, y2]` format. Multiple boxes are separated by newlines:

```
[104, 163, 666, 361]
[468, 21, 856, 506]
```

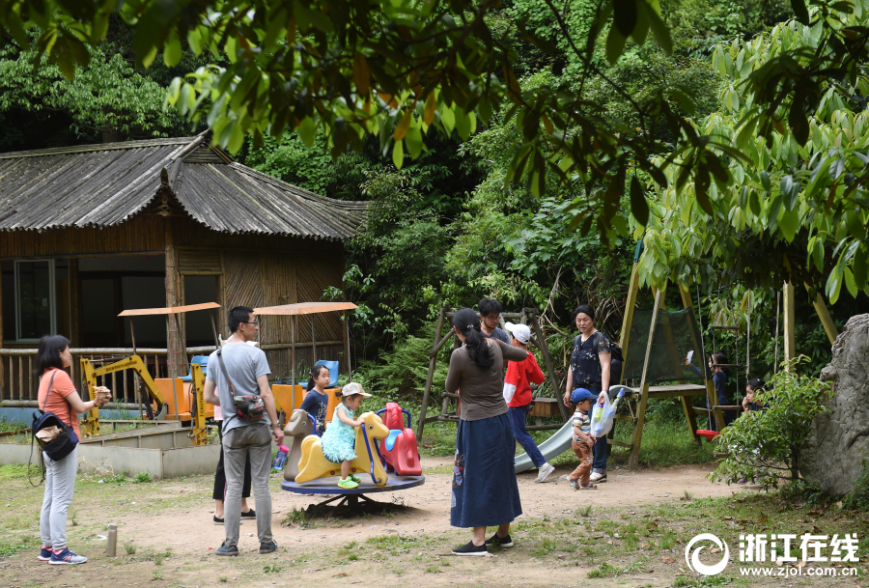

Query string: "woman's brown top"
[445, 339, 528, 421]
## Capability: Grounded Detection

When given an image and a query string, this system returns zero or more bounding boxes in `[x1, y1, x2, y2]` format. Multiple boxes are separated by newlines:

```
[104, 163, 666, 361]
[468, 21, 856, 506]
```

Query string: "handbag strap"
[40, 371, 58, 412]
[215, 348, 238, 396]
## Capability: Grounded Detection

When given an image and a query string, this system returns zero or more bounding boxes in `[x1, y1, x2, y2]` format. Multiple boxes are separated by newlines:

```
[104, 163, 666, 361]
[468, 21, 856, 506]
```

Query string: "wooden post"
[69, 258, 80, 347]
[628, 290, 663, 469]
[783, 281, 796, 369]
[618, 240, 644, 384]
[417, 307, 446, 439]
[164, 218, 183, 417]
[677, 285, 704, 443]
[526, 308, 570, 422]
[344, 311, 352, 382]
[311, 319, 317, 363]
[808, 288, 838, 345]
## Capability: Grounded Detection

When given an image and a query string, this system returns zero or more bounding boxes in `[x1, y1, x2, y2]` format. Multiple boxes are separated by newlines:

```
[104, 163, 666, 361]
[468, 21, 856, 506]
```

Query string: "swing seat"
[697, 429, 719, 441]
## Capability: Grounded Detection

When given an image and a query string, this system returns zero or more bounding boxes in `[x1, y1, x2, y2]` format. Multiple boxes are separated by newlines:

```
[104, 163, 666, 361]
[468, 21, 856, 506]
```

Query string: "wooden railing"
[0, 346, 217, 406]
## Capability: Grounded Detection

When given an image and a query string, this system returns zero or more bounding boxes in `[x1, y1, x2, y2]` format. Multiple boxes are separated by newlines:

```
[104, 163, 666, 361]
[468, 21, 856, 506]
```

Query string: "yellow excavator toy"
[79, 303, 220, 446]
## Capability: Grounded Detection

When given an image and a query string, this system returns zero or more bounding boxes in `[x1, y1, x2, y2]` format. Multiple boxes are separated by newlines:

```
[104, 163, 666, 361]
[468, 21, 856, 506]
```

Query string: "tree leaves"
[630, 175, 649, 226]
[791, 0, 810, 25]
[613, 0, 638, 37]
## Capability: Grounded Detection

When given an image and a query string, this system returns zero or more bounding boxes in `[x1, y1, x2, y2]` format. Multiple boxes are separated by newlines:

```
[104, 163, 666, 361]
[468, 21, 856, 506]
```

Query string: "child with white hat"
[502, 322, 555, 484]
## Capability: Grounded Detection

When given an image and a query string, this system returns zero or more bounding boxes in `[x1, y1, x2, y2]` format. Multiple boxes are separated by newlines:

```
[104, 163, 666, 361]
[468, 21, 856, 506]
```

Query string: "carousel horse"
[283, 409, 316, 482]
[377, 402, 422, 476]
[295, 412, 390, 486]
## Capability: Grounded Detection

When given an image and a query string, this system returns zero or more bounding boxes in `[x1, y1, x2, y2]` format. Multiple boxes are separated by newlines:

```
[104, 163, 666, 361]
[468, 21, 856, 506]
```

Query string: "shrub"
[134, 472, 152, 484]
[710, 357, 831, 488]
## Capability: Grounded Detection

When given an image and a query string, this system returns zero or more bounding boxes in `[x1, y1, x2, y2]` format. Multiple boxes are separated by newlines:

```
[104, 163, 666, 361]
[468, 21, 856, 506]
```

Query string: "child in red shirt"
[503, 322, 555, 483]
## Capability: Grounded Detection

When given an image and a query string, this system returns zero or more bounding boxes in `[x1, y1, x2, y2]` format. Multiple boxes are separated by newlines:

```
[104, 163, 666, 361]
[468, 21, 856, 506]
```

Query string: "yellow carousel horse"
[296, 412, 390, 486]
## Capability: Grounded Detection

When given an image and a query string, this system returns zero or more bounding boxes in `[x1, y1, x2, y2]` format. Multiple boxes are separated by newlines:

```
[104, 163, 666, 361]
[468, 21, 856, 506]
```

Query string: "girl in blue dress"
[320, 382, 371, 489]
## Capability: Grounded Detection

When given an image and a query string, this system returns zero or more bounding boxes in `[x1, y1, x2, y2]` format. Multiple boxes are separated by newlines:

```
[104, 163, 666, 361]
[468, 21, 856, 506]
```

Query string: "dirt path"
[1, 458, 792, 588]
[84, 459, 748, 555]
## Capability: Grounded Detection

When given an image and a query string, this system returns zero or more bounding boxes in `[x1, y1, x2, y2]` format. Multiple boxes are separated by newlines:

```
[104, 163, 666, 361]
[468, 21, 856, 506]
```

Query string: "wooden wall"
[1, 213, 349, 391]
[168, 217, 347, 380]
[0, 216, 166, 260]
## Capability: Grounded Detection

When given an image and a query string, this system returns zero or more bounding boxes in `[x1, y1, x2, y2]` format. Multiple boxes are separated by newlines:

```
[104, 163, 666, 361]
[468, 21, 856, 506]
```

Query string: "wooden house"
[0, 133, 366, 416]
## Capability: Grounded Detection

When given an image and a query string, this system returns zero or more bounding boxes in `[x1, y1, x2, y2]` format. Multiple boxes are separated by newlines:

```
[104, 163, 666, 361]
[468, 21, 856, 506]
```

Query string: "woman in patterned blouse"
[562, 305, 612, 483]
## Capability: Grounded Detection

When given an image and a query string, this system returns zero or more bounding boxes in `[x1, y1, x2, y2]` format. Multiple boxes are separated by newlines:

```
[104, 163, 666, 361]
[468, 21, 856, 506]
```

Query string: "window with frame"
[1, 260, 70, 343]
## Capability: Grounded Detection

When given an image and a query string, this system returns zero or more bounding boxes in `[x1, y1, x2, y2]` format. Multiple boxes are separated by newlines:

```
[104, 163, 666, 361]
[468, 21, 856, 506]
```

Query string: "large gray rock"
[801, 314, 869, 497]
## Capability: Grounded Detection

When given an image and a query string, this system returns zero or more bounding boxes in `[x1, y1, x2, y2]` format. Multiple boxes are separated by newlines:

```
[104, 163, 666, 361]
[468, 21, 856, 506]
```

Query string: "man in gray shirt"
[204, 306, 284, 557]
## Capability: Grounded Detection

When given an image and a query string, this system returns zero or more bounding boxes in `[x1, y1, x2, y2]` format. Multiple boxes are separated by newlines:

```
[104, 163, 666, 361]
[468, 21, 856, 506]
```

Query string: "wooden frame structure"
[416, 307, 568, 440]
[0, 136, 363, 408]
[616, 241, 840, 468]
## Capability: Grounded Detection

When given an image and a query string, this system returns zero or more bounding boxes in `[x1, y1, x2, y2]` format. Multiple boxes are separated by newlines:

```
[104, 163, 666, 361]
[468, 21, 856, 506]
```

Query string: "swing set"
[612, 241, 840, 467]
[414, 240, 840, 469]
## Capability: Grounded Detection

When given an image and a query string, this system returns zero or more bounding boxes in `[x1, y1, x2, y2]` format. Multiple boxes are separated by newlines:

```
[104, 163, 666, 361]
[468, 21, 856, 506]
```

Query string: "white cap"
[504, 322, 531, 344]
[341, 382, 371, 398]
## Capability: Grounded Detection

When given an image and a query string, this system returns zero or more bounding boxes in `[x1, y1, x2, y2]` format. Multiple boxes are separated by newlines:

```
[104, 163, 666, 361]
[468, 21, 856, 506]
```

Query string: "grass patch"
[0, 418, 27, 434]
[282, 508, 310, 529]
[587, 559, 647, 578]
[0, 535, 38, 557]
[0, 464, 42, 481]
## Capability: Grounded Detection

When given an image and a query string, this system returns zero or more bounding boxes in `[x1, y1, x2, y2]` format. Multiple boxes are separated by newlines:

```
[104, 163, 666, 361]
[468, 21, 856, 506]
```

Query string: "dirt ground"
[0, 458, 861, 588]
[113, 459, 744, 555]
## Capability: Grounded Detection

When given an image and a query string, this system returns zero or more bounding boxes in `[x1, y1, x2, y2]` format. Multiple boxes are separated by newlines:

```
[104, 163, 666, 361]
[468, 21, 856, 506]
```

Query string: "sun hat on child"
[504, 322, 532, 344]
[341, 382, 371, 398]
[570, 388, 597, 404]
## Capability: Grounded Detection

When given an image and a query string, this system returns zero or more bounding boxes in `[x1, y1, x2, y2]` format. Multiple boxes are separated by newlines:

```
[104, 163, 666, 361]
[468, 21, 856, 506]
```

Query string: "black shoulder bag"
[216, 348, 265, 423]
[29, 371, 80, 486]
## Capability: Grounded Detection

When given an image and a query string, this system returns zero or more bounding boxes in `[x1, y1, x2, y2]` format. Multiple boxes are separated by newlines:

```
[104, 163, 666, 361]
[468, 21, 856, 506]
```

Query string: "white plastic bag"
[589, 388, 628, 438]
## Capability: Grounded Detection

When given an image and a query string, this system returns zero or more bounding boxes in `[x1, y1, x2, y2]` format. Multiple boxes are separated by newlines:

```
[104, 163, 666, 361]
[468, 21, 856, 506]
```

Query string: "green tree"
[0, 39, 182, 148]
[639, 10, 869, 303]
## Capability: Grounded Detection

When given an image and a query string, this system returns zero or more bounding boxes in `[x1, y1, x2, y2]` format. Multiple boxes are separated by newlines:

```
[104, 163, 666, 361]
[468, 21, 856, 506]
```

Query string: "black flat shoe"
[241, 509, 256, 519]
[484, 533, 513, 548]
[452, 541, 488, 556]
[213, 516, 224, 525]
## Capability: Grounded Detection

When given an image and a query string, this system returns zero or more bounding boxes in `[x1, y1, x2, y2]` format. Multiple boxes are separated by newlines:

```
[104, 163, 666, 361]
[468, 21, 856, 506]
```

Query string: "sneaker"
[589, 472, 607, 483]
[452, 541, 488, 556]
[567, 479, 579, 490]
[214, 542, 239, 557]
[349, 474, 361, 483]
[535, 463, 556, 483]
[213, 515, 224, 525]
[49, 548, 87, 565]
[484, 533, 514, 548]
[259, 540, 278, 554]
[338, 477, 359, 489]
[241, 509, 256, 519]
[38, 547, 52, 561]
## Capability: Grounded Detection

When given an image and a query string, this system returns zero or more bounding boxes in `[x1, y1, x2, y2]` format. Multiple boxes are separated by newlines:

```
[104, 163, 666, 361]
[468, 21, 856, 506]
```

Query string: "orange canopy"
[253, 302, 357, 316]
[118, 302, 221, 317]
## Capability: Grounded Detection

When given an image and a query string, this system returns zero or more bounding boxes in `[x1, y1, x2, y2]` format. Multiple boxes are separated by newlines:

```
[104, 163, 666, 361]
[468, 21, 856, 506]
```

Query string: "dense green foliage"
[710, 357, 832, 488]
[5, 0, 869, 307]
[0, 1, 864, 384]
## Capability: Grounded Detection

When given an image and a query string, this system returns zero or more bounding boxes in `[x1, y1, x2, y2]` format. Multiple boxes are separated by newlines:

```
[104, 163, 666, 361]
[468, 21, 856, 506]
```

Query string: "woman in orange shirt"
[36, 335, 109, 565]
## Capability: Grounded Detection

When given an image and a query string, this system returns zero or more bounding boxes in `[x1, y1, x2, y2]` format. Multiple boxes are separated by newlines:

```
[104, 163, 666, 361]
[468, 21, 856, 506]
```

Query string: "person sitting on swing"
[685, 351, 733, 430]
